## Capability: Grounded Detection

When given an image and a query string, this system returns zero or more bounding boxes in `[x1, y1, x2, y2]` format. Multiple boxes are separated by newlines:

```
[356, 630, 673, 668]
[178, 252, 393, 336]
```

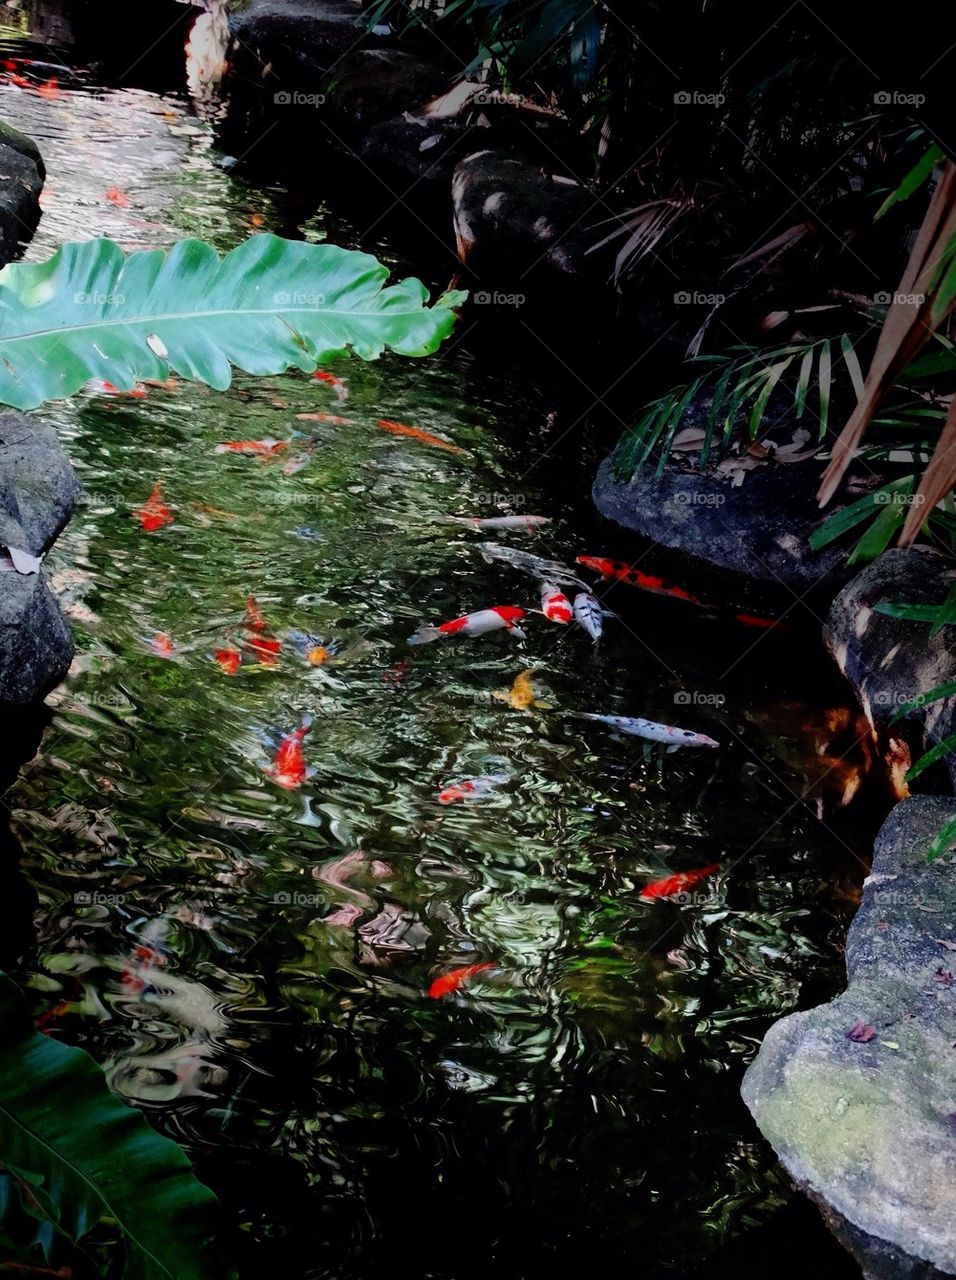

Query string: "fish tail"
[300, 714, 314, 733]
[408, 626, 442, 646]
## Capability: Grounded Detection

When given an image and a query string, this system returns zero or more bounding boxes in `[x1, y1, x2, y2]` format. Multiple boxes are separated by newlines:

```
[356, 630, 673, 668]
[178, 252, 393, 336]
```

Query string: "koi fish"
[428, 961, 496, 999]
[121, 941, 168, 993]
[313, 370, 349, 401]
[576, 556, 705, 606]
[640, 863, 720, 901]
[213, 646, 241, 675]
[383, 658, 411, 689]
[244, 596, 268, 631]
[288, 630, 338, 667]
[573, 592, 610, 645]
[443, 515, 551, 533]
[734, 612, 789, 632]
[477, 542, 585, 589]
[438, 773, 510, 804]
[135, 481, 173, 532]
[149, 632, 176, 658]
[540, 581, 573, 624]
[37, 76, 59, 99]
[244, 633, 281, 665]
[105, 185, 130, 207]
[215, 439, 288, 457]
[268, 716, 312, 789]
[376, 418, 466, 455]
[296, 412, 351, 426]
[89, 379, 147, 398]
[493, 669, 549, 711]
[408, 606, 526, 645]
[281, 453, 312, 476]
[581, 713, 720, 751]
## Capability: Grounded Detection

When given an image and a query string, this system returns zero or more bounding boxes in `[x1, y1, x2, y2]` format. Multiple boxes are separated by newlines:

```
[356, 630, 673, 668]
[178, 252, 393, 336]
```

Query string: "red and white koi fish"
[573, 591, 610, 644]
[215, 438, 288, 457]
[408, 606, 526, 645]
[281, 453, 312, 475]
[89, 378, 147, 398]
[121, 918, 170, 993]
[442, 515, 551, 533]
[428, 961, 496, 999]
[582, 713, 720, 751]
[105, 185, 129, 207]
[213, 646, 241, 675]
[477, 542, 586, 590]
[438, 772, 510, 805]
[576, 556, 705, 606]
[313, 369, 349, 401]
[149, 632, 176, 658]
[268, 716, 312, 789]
[376, 418, 466, 455]
[244, 595, 268, 632]
[135, 481, 173, 532]
[540, 581, 573, 624]
[640, 863, 720, 901]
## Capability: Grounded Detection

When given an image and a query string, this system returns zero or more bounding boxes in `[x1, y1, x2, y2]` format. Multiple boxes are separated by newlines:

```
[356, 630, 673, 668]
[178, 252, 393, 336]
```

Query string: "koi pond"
[0, 15, 867, 1278]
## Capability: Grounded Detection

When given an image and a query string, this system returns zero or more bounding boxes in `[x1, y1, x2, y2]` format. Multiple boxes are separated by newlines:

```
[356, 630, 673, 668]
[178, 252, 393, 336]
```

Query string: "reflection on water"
[0, 21, 862, 1279]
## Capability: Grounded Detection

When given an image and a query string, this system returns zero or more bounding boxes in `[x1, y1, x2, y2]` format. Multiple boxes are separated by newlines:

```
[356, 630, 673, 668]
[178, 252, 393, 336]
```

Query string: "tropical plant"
[0, 235, 466, 411]
[0, 971, 224, 1277]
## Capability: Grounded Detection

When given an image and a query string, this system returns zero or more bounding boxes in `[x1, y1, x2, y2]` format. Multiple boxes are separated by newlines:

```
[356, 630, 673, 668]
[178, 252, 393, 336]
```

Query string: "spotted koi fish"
[576, 556, 705, 606]
[376, 419, 466, 455]
[573, 591, 611, 644]
[540, 581, 573, 624]
[581, 713, 719, 751]
[408, 606, 526, 646]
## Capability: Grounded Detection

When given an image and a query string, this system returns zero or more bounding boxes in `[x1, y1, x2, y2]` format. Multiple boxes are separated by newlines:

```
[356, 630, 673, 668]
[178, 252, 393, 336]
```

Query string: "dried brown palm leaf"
[901, 396, 956, 544]
[817, 160, 956, 508]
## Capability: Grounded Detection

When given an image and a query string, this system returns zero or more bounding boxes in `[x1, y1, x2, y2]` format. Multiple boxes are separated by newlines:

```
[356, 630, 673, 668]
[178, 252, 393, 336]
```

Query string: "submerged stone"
[743, 796, 956, 1278]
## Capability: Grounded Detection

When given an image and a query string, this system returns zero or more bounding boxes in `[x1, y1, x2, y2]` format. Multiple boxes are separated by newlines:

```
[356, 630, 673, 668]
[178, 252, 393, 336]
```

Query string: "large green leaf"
[0, 972, 224, 1278]
[0, 235, 466, 410]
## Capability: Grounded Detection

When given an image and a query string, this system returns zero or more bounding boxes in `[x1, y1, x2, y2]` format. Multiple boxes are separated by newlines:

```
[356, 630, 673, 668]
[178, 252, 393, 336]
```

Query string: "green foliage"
[0, 236, 465, 410]
[927, 813, 956, 863]
[0, 972, 224, 1278]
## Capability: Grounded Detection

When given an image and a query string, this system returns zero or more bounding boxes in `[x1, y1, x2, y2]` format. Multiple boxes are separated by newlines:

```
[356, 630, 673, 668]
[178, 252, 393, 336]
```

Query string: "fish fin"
[509, 626, 527, 640]
[408, 627, 441, 646]
[666, 744, 680, 753]
[534, 699, 553, 710]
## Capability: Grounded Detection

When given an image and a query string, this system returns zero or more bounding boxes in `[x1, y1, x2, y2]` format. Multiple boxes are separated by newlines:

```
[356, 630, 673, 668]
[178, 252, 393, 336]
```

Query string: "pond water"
[0, 15, 866, 1279]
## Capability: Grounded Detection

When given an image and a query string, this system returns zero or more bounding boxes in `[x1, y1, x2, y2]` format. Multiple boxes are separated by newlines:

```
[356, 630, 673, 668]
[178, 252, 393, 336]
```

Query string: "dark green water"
[0, 18, 864, 1279]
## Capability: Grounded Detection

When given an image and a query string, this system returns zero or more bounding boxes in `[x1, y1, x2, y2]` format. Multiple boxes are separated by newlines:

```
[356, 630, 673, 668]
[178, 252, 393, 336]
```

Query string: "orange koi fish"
[289, 631, 337, 667]
[37, 76, 59, 98]
[640, 863, 720, 902]
[105, 185, 130, 207]
[268, 717, 312, 789]
[214, 439, 288, 457]
[376, 418, 466, 455]
[295, 412, 351, 425]
[313, 370, 349, 399]
[244, 595, 267, 631]
[734, 612, 790, 632]
[135, 481, 173, 532]
[149, 632, 176, 658]
[428, 962, 496, 999]
[245, 633, 281, 664]
[214, 646, 242, 675]
[90, 379, 147, 398]
[576, 556, 705, 606]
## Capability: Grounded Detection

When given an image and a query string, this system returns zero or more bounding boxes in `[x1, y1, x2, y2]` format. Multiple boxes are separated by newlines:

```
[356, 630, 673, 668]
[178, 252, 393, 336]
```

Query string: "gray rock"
[0, 413, 80, 709]
[452, 150, 605, 282]
[742, 795, 956, 1278]
[0, 120, 44, 268]
[825, 549, 956, 790]
[592, 451, 856, 592]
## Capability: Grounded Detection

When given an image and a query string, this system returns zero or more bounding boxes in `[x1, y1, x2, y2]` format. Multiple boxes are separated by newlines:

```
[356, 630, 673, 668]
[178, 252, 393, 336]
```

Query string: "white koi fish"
[582, 713, 720, 751]
[573, 591, 612, 644]
[476, 542, 586, 590]
[408, 606, 526, 646]
[540, 581, 573, 624]
[442, 515, 551, 533]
